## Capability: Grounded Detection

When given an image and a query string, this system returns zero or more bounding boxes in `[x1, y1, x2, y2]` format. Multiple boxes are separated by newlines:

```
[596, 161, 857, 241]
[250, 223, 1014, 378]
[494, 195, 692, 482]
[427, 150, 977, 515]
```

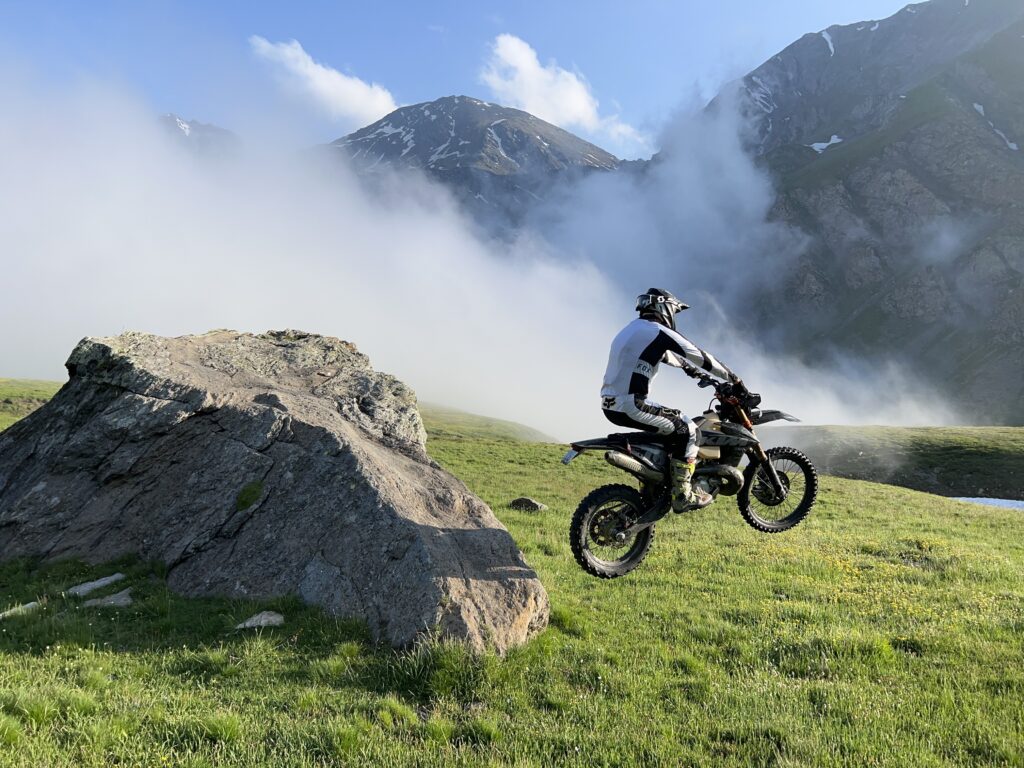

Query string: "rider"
[600, 288, 742, 512]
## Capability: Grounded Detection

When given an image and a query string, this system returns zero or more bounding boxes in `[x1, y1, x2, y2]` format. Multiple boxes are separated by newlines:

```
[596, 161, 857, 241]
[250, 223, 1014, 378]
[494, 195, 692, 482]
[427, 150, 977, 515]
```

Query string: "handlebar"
[690, 368, 736, 395]
[679, 360, 753, 401]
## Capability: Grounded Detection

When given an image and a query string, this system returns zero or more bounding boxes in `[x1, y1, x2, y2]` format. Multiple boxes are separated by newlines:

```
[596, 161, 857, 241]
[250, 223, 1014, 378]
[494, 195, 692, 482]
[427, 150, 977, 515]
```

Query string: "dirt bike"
[562, 369, 818, 578]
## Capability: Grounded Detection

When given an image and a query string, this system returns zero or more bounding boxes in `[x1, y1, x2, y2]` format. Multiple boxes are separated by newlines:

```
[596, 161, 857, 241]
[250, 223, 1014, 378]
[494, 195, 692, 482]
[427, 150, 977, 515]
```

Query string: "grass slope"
[419, 403, 555, 443]
[2, 425, 1023, 766]
[764, 425, 1024, 500]
[0, 379, 62, 433]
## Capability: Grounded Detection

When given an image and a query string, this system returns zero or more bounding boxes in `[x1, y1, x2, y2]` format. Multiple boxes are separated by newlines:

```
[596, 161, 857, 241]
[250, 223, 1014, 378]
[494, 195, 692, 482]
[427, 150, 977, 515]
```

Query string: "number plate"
[561, 449, 580, 465]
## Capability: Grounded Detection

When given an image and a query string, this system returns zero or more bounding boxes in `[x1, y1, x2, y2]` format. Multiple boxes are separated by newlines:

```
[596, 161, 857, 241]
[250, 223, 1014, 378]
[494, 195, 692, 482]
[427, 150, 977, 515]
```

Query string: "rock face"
[732, 0, 1024, 423]
[734, 0, 1024, 159]
[0, 330, 548, 652]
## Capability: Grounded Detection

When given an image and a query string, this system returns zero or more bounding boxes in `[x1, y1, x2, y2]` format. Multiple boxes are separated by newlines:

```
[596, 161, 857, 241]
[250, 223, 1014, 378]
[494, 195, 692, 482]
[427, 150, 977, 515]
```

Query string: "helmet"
[636, 288, 689, 331]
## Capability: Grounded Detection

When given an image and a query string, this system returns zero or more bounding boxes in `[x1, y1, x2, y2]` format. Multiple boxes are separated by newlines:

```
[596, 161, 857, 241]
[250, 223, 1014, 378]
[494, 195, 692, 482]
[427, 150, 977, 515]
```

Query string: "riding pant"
[602, 395, 699, 462]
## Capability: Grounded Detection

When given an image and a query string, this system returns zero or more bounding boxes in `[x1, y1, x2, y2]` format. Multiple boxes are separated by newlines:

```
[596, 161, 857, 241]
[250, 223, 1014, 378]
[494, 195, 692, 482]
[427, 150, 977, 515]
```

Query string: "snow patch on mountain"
[749, 76, 777, 113]
[808, 135, 843, 153]
[821, 30, 836, 56]
[992, 126, 1019, 151]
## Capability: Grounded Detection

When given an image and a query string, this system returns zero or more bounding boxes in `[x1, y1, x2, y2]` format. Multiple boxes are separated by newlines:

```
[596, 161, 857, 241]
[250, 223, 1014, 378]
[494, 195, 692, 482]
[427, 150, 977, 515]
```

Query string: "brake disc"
[589, 508, 631, 548]
[753, 470, 791, 505]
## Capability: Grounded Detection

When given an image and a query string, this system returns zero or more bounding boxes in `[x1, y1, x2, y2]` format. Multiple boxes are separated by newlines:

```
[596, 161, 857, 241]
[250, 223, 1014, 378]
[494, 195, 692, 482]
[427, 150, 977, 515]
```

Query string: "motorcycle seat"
[605, 432, 674, 447]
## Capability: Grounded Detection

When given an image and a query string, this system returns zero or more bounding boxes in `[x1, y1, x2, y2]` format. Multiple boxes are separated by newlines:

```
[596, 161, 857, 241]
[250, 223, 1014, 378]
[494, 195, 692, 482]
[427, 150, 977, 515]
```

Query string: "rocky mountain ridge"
[751, 0, 1024, 421]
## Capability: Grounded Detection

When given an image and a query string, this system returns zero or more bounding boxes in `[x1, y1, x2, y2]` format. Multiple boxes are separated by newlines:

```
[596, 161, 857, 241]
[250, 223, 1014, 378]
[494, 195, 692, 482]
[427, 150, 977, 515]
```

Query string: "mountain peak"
[330, 95, 619, 228]
[332, 95, 618, 175]
[159, 113, 238, 154]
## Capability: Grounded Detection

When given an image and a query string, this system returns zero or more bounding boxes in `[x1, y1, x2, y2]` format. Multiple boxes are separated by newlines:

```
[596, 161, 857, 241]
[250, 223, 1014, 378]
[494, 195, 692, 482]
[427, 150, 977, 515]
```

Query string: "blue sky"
[1, 0, 913, 157]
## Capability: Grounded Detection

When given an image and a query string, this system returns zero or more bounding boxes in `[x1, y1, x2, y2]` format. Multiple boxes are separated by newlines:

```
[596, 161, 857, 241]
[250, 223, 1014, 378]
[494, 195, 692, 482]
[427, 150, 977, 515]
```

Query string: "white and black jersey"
[600, 318, 733, 405]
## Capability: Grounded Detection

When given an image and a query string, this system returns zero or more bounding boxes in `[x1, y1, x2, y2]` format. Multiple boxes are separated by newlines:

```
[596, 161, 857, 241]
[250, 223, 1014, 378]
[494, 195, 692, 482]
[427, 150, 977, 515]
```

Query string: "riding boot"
[671, 458, 713, 513]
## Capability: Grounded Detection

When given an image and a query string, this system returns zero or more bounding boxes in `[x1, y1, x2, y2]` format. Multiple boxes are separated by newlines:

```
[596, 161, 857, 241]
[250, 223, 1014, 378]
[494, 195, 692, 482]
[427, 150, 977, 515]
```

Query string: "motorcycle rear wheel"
[737, 446, 817, 533]
[570, 484, 654, 579]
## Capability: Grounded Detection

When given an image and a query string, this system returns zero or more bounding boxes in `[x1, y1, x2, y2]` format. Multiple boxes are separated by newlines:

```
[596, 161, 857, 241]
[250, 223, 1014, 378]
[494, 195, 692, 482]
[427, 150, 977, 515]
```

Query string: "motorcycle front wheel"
[737, 446, 818, 533]
[569, 484, 654, 579]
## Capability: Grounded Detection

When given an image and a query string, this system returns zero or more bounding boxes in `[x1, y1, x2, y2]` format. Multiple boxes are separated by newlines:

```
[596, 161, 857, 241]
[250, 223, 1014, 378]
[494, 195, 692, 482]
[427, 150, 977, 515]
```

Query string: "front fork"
[738, 407, 788, 500]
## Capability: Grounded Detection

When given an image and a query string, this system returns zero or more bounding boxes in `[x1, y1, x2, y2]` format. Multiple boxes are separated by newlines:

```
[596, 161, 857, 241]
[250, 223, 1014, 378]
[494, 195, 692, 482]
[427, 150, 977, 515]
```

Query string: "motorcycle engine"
[694, 464, 745, 496]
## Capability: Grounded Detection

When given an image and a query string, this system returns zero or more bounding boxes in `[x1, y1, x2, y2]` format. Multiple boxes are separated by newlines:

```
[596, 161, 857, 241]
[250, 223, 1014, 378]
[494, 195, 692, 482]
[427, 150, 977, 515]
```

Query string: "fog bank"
[0, 76, 952, 440]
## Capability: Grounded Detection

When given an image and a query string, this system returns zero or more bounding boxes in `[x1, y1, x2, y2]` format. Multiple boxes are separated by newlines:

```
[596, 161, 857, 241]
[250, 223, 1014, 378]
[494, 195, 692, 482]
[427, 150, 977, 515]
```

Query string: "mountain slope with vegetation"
[2, 412, 1023, 765]
[742, 0, 1024, 423]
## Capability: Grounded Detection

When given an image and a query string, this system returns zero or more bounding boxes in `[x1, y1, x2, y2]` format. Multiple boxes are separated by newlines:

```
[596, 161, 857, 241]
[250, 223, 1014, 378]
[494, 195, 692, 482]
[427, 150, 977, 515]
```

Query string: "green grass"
[2, 422, 1024, 765]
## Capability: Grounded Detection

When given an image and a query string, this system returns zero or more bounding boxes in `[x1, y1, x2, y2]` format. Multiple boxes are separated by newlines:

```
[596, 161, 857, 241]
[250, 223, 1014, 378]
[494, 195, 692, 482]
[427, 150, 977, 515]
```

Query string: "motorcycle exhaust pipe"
[605, 451, 665, 482]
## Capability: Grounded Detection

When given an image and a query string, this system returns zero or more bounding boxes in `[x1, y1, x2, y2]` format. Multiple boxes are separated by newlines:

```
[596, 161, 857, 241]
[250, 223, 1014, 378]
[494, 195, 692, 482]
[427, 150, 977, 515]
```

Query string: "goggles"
[636, 294, 689, 313]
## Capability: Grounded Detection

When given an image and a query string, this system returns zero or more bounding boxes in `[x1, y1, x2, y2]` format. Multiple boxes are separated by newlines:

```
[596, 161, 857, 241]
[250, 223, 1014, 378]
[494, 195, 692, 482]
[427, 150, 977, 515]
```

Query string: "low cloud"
[480, 34, 650, 158]
[521, 88, 955, 428]
[249, 36, 397, 129]
[0, 68, 953, 442]
[0, 74, 619, 440]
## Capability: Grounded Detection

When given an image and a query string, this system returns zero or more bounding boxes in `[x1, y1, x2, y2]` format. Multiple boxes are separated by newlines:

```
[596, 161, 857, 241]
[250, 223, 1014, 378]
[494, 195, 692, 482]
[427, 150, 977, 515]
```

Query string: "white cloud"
[249, 36, 397, 129]
[480, 34, 650, 157]
[0, 75, 622, 440]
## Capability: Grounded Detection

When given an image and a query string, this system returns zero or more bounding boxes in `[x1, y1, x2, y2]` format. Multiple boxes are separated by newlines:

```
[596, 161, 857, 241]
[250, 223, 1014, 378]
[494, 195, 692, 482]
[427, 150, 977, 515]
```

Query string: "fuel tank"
[694, 410, 758, 449]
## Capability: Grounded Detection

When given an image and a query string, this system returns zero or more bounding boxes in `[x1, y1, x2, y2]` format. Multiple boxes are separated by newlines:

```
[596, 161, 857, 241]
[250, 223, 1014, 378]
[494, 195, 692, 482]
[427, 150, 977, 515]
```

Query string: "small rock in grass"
[67, 573, 126, 597]
[0, 602, 40, 620]
[235, 611, 284, 629]
[509, 497, 547, 512]
[83, 588, 133, 608]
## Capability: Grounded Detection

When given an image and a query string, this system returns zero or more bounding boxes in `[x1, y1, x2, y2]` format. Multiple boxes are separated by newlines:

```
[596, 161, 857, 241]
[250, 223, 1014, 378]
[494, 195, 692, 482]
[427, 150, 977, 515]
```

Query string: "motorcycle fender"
[752, 410, 800, 425]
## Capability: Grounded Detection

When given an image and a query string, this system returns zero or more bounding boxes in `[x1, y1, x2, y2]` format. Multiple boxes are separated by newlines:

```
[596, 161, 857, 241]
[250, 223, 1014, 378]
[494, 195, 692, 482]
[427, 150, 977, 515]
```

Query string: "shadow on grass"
[1, 556, 499, 707]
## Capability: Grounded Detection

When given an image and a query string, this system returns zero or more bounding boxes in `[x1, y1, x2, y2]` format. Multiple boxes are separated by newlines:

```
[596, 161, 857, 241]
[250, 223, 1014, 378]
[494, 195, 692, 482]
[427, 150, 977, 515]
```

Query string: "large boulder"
[0, 330, 548, 652]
